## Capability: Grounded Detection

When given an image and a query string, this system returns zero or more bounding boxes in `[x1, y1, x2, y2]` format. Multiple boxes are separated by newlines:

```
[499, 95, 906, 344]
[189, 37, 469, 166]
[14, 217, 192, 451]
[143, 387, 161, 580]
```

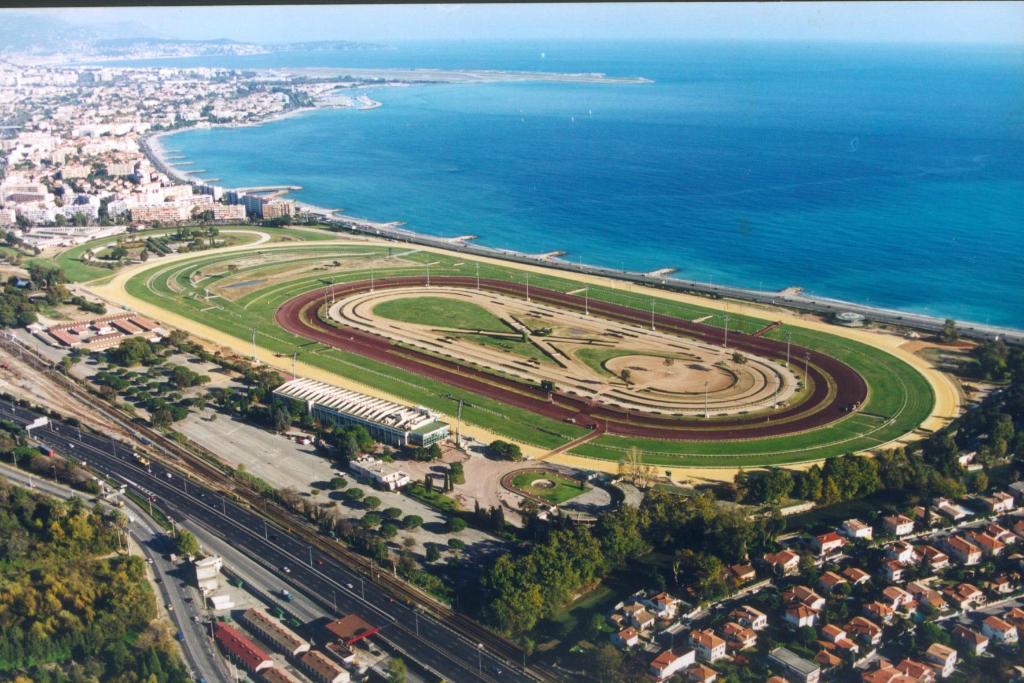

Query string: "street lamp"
[785, 332, 792, 368]
[477, 643, 484, 674]
[704, 380, 709, 418]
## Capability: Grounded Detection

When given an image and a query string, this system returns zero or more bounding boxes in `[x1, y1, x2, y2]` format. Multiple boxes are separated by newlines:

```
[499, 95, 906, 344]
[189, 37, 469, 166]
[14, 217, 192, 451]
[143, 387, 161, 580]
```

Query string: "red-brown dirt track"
[275, 276, 868, 442]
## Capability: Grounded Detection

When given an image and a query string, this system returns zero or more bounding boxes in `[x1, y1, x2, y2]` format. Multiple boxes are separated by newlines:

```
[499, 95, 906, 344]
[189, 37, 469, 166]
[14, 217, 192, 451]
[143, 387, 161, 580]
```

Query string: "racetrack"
[276, 275, 869, 441]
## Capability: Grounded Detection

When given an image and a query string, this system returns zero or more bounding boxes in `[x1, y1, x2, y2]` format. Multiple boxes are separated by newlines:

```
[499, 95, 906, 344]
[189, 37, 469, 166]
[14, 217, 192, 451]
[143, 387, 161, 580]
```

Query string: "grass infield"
[510, 470, 589, 505]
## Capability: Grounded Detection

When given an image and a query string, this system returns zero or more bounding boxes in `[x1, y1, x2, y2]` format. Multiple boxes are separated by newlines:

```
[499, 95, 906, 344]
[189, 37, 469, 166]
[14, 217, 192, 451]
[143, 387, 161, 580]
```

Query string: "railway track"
[0, 334, 546, 681]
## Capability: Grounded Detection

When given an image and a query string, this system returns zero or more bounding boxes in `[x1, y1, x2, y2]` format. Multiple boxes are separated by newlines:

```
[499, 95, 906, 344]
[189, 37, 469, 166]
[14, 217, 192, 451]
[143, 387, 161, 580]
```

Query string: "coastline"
[138, 85, 1023, 341]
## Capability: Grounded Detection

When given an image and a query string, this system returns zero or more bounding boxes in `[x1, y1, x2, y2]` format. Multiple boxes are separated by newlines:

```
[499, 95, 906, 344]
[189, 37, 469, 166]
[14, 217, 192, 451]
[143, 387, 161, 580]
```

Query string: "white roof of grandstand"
[274, 378, 437, 431]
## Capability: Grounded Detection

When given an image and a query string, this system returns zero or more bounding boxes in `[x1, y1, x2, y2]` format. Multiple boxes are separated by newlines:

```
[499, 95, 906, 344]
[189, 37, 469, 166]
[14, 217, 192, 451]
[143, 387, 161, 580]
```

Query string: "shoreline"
[139, 89, 1022, 342]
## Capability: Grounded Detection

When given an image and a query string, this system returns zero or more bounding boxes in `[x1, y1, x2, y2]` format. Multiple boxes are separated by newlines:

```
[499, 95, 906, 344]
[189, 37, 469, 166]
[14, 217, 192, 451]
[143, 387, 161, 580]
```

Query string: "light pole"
[584, 288, 589, 316]
[650, 300, 655, 331]
[723, 314, 730, 348]
[251, 328, 258, 362]
[476, 262, 480, 290]
[785, 332, 792, 368]
[804, 352, 810, 380]
[704, 380, 709, 418]
[426, 264, 430, 287]
[292, 351, 297, 379]
[478, 643, 484, 675]
[370, 268, 375, 292]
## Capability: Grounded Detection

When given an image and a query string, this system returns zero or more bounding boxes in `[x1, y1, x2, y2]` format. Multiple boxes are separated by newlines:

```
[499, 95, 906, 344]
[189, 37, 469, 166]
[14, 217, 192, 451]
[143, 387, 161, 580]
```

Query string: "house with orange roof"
[763, 550, 800, 577]
[980, 490, 1017, 514]
[842, 567, 872, 585]
[883, 514, 915, 537]
[728, 605, 768, 631]
[644, 592, 681, 621]
[612, 626, 640, 648]
[915, 544, 949, 572]
[728, 564, 756, 584]
[981, 615, 1018, 643]
[863, 601, 896, 624]
[945, 535, 981, 565]
[818, 571, 848, 594]
[883, 559, 906, 583]
[689, 629, 727, 662]
[952, 624, 988, 655]
[815, 649, 843, 671]
[881, 585, 915, 611]
[942, 582, 984, 611]
[812, 531, 846, 557]
[687, 663, 718, 683]
[1011, 518, 1024, 540]
[785, 605, 819, 628]
[985, 574, 1016, 595]
[966, 530, 1005, 557]
[906, 581, 946, 614]
[719, 622, 756, 651]
[784, 585, 826, 611]
[846, 616, 883, 646]
[842, 518, 873, 540]
[1004, 606, 1024, 629]
[649, 647, 696, 681]
[820, 624, 859, 656]
[924, 643, 957, 679]
[895, 658, 936, 682]
[985, 522, 1015, 545]
[886, 541, 916, 564]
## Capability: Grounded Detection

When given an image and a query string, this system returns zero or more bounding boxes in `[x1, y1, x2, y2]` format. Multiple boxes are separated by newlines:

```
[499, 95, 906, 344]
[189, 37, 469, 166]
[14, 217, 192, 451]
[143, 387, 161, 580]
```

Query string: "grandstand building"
[273, 378, 450, 448]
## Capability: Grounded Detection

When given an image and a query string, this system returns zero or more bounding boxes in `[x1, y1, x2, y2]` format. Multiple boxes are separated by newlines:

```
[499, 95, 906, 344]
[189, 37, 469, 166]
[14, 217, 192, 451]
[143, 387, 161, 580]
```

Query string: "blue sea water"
[148, 41, 1024, 328]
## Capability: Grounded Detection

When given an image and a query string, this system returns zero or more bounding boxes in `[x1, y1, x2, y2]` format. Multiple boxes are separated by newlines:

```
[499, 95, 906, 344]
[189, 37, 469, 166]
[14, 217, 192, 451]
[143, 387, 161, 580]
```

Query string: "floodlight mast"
[651, 300, 655, 331]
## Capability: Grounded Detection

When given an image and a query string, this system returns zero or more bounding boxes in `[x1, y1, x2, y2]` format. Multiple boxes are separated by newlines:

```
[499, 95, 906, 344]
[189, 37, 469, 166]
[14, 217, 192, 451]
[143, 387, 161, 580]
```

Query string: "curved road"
[276, 276, 869, 441]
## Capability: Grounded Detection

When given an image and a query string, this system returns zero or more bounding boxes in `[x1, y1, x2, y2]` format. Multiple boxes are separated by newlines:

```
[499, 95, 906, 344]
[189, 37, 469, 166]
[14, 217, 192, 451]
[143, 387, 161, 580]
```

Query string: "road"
[0, 400, 533, 683]
[0, 462, 229, 683]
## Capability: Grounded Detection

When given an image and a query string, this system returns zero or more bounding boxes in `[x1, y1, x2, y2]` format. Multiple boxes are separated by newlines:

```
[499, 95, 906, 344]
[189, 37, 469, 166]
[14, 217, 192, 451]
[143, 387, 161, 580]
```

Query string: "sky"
[23, 2, 1024, 45]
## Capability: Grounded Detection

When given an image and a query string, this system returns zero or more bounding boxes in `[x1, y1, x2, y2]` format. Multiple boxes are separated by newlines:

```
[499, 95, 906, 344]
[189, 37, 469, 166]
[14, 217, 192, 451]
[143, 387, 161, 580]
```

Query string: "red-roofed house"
[689, 629, 727, 662]
[981, 615, 1018, 644]
[819, 571, 848, 594]
[846, 617, 882, 646]
[945, 536, 981, 565]
[785, 605, 819, 628]
[966, 530, 1005, 557]
[842, 567, 872, 585]
[784, 585, 825, 611]
[613, 626, 640, 648]
[883, 514, 915, 537]
[687, 663, 718, 683]
[924, 643, 957, 679]
[883, 559, 906, 583]
[952, 624, 988, 655]
[820, 624, 859, 656]
[649, 647, 696, 680]
[863, 601, 896, 624]
[841, 518, 873, 540]
[763, 550, 800, 577]
[719, 622, 756, 651]
[916, 545, 949, 572]
[812, 532, 846, 557]
[895, 658, 936, 682]
[942, 582, 984, 611]
[729, 605, 768, 631]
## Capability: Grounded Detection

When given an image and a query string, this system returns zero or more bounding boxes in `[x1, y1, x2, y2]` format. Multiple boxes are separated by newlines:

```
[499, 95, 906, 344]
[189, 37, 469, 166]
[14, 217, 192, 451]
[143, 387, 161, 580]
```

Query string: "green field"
[374, 296, 509, 332]
[510, 470, 589, 505]
[111, 236, 936, 465]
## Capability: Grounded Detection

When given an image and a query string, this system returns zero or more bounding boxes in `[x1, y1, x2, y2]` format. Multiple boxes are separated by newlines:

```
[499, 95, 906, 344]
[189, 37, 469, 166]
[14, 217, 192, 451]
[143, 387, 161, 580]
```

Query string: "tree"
[620, 368, 631, 384]
[363, 496, 382, 510]
[386, 656, 407, 683]
[939, 318, 959, 343]
[329, 477, 347, 490]
[732, 351, 747, 364]
[381, 523, 398, 539]
[622, 446, 655, 489]
[403, 515, 423, 529]
[344, 487, 364, 502]
[592, 643, 624, 683]
[446, 517, 467, 533]
[383, 507, 402, 520]
[425, 543, 441, 562]
[487, 440, 523, 461]
[175, 529, 200, 557]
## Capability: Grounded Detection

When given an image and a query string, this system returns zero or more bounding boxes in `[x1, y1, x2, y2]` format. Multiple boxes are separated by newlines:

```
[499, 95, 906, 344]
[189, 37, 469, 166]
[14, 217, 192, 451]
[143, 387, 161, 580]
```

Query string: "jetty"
[445, 235, 478, 243]
[647, 267, 678, 278]
[236, 185, 303, 193]
[532, 251, 566, 260]
[171, 161, 195, 167]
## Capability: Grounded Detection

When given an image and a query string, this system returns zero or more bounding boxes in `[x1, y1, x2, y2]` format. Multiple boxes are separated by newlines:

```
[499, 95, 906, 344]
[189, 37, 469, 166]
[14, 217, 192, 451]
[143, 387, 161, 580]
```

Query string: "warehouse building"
[273, 378, 450, 448]
[214, 622, 272, 675]
[240, 608, 310, 657]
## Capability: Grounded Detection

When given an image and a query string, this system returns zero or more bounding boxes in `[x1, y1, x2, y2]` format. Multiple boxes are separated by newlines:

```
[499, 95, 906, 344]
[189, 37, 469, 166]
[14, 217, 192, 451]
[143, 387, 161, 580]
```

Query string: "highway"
[0, 462, 230, 683]
[0, 399, 534, 683]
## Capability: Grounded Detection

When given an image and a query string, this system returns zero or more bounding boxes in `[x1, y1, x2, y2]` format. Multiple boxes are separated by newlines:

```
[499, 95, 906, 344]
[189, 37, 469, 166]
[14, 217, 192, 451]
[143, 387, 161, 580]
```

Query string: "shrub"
[403, 515, 423, 529]
[363, 496, 382, 510]
[344, 487, 365, 502]
[381, 524, 398, 539]
[446, 517, 467, 534]
[383, 507, 403, 520]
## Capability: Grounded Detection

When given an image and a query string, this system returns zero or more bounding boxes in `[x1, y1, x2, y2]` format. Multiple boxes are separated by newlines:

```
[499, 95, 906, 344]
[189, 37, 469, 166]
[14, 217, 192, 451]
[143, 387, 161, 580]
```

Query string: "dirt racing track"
[275, 276, 869, 441]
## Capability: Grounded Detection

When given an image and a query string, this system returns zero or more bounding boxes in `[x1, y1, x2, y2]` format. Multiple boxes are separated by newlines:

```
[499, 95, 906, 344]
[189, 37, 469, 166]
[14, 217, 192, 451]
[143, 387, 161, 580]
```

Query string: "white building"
[349, 456, 410, 491]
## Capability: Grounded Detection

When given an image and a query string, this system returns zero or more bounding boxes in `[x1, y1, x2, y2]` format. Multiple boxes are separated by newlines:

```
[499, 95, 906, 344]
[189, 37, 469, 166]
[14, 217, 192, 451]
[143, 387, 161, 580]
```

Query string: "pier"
[171, 160, 195, 167]
[445, 235, 478, 243]
[647, 267, 678, 278]
[532, 250, 566, 260]
[236, 185, 303, 193]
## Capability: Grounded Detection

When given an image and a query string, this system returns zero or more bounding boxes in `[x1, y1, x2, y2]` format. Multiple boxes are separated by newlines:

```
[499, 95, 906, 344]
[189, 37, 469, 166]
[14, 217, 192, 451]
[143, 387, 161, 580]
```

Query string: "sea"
[121, 40, 1024, 328]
